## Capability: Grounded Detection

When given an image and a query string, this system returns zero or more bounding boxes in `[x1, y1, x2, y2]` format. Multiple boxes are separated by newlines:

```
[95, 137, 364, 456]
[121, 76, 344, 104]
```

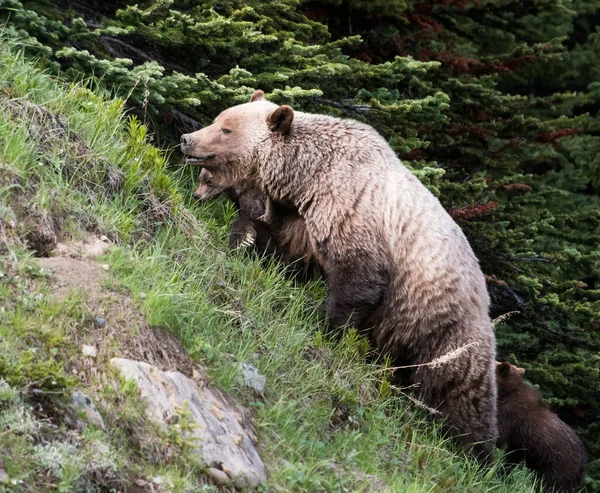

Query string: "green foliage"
[1, 0, 599, 488]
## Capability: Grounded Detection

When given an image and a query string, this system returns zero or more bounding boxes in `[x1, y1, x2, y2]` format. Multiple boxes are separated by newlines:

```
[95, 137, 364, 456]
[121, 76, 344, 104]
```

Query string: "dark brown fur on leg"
[208, 182, 322, 280]
[419, 364, 497, 462]
[263, 201, 323, 281]
[229, 214, 278, 257]
[193, 168, 321, 278]
[325, 249, 390, 330]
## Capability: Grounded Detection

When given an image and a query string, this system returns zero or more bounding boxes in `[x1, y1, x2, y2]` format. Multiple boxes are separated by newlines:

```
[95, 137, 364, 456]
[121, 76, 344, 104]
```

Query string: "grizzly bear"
[193, 168, 321, 279]
[496, 362, 586, 492]
[180, 90, 498, 459]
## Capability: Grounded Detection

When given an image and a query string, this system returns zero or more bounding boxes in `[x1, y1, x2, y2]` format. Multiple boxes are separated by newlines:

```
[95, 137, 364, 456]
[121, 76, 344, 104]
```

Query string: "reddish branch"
[417, 48, 536, 75]
[449, 201, 498, 220]
[302, 6, 328, 23]
[504, 183, 532, 193]
[536, 128, 580, 144]
[484, 274, 508, 287]
[499, 183, 532, 193]
[356, 51, 372, 62]
[450, 123, 493, 140]
[469, 105, 492, 122]
[488, 182, 533, 193]
[419, 49, 483, 73]
[469, 55, 536, 75]
[398, 149, 425, 160]
[408, 13, 443, 33]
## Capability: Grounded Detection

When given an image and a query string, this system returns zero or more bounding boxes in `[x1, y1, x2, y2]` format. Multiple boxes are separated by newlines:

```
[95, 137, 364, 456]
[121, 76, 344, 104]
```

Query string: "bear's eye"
[222, 128, 232, 134]
[206, 179, 213, 186]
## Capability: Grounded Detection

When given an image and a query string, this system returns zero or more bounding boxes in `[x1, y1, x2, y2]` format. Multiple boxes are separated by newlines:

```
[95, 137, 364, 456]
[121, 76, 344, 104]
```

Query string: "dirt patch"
[36, 237, 197, 378]
[38, 256, 107, 301]
[54, 235, 113, 259]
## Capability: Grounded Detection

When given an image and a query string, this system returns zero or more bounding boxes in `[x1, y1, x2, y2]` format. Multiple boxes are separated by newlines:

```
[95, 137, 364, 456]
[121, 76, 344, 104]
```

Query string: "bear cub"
[496, 361, 586, 492]
[194, 168, 321, 280]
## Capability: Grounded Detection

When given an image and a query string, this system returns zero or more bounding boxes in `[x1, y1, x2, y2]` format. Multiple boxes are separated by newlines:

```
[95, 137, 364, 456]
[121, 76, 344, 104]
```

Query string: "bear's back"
[268, 111, 492, 349]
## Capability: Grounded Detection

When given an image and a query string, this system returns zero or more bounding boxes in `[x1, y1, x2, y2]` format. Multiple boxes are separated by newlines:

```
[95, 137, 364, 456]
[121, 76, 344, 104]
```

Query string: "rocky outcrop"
[111, 358, 266, 488]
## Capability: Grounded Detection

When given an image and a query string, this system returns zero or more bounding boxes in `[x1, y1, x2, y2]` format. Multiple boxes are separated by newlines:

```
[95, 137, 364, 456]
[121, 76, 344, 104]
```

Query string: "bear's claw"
[240, 231, 256, 248]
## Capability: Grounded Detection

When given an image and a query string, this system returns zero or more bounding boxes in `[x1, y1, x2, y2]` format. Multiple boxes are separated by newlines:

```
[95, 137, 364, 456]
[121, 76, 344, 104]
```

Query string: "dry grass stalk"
[384, 341, 481, 373]
[492, 311, 520, 327]
[398, 390, 442, 416]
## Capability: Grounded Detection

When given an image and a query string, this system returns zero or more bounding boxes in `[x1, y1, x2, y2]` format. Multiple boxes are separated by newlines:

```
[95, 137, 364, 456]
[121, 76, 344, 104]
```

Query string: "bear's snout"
[180, 130, 217, 165]
[180, 134, 191, 152]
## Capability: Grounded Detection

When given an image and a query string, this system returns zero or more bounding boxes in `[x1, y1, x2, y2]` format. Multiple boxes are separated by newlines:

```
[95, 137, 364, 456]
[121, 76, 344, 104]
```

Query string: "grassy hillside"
[0, 38, 540, 492]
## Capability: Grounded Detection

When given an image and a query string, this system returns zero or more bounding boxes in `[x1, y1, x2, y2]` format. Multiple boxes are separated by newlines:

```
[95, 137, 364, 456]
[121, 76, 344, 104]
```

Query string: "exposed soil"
[37, 235, 198, 379]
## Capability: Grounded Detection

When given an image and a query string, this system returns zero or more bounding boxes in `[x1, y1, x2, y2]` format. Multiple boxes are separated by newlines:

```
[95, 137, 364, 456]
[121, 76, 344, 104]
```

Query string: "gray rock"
[0, 457, 8, 483]
[237, 362, 266, 393]
[71, 391, 105, 429]
[206, 467, 230, 486]
[82, 344, 98, 358]
[110, 358, 266, 488]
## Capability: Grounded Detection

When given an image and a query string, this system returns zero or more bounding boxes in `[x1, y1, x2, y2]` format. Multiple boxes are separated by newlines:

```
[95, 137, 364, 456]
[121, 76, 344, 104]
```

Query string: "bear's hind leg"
[418, 362, 498, 463]
[325, 249, 391, 330]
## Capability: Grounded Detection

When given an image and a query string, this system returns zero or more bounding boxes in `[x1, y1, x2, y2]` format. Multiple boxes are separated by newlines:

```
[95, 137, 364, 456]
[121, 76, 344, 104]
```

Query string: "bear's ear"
[199, 168, 213, 182]
[515, 365, 526, 376]
[268, 105, 294, 135]
[250, 90, 265, 102]
[497, 361, 512, 377]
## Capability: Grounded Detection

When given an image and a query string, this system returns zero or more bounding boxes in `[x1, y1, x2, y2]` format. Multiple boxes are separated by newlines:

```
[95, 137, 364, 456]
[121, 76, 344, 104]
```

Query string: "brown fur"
[496, 362, 586, 492]
[193, 168, 321, 279]
[193, 167, 232, 201]
[181, 91, 498, 459]
[259, 200, 323, 279]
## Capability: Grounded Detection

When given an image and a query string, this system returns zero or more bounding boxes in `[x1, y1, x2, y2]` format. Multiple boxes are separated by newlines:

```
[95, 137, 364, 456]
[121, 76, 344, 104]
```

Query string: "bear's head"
[181, 90, 294, 188]
[193, 168, 229, 201]
[496, 361, 526, 396]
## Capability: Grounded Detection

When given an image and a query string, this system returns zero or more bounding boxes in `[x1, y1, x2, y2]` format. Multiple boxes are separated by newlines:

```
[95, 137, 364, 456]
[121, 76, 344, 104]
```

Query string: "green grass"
[0, 37, 539, 492]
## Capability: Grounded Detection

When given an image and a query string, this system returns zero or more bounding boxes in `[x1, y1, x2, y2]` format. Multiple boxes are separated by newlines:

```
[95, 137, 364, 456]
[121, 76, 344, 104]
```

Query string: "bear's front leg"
[228, 217, 258, 250]
[325, 249, 391, 331]
[229, 215, 280, 258]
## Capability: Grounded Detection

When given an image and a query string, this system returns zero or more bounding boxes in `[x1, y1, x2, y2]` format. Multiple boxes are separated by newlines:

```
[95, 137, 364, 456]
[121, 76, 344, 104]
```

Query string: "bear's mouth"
[185, 153, 215, 165]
